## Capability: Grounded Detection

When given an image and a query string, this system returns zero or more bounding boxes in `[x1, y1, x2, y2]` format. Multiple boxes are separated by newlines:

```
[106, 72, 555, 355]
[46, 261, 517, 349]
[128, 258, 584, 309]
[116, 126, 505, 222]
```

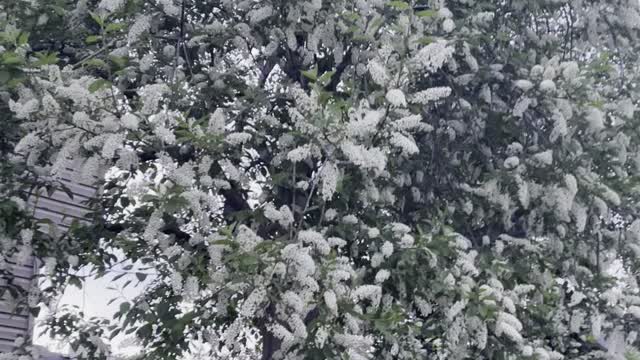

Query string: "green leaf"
[136, 323, 152, 338]
[301, 67, 318, 82]
[112, 272, 127, 282]
[17, 32, 29, 46]
[105, 22, 126, 33]
[69, 277, 82, 289]
[164, 195, 190, 212]
[0, 70, 9, 84]
[387, 1, 410, 10]
[1, 52, 23, 66]
[626, 348, 640, 360]
[135, 272, 147, 282]
[237, 254, 260, 272]
[417, 36, 435, 45]
[108, 55, 128, 69]
[84, 58, 108, 69]
[416, 9, 437, 17]
[89, 79, 111, 93]
[85, 35, 102, 45]
[90, 11, 104, 27]
[318, 70, 335, 87]
[34, 52, 59, 66]
[119, 301, 131, 314]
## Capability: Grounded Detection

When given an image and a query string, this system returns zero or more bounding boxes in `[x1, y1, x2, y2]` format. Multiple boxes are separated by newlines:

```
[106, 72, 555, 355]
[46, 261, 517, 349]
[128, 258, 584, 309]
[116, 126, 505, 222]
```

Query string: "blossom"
[532, 150, 553, 166]
[346, 109, 383, 138]
[411, 87, 452, 104]
[385, 89, 407, 107]
[539, 79, 556, 92]
[503, 156, 519, 169]
[375, 269, 390, 283]
[159, 0, 180, 16]
[390, 132, 419, 155]
[98, 0, 125, 12]
[368, 60, 388, 86]
[128, 15, 151, 44]
[9, 98, 39, 119]
[44, 257, 57, 275]
[319, 162, 339, 201]
[324, 290, 338, 315]
[240, 287, 267, 317]
[549, 109, 567, 142]
[315, 327, 329, 348]
[139, 53, 155, 72]
[562, 61, 579, 80]
[413, 40, 454, 72]
[184, 276, 200, 302]
[249, 6, 273, 25]
[299, 230, 330, 255]
[447, 300, 466, 321]
[514, 80, 534, 91]
[381, 241, 394, 257]
[121, 113, 139, 130]
[236, 225, 263, 252]
[324, 208, 337, 221]
[586, 107, 605, 132]
[20, 229, 33, 244]
[287, 145, 312, 162]
[442, 18, 456, 32]
[342, 214, 358, 224]
[513, 96, 532, 118]
[225, 132, 252, 146]
[208, 108, 226, 134]
[496, 326, 523, 347]
[340, 141, 387, 175]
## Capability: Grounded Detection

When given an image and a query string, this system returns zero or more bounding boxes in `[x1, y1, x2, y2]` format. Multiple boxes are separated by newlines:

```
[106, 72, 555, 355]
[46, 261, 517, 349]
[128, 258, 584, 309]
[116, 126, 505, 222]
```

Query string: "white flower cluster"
[225, 132, 252, 146]
[495, 311, 524, 343]
[390, 132, 419, 155]
[240, 287, 267, 317]
[287, 144, 313, 162]
[158, 0, 180, 16]
[298, 230, 330, 255]
[263, 203, 294, 227]
[385, 89, 407, 107]
[184, 276, 199, 302]
[98, 0, 124, 12]
[281, 244, 316, 280]
[140, 84, 171, 115]
[412, 40, 454, 72]
[248, 5, 273, 24]
[340, 141, 387, 175]
[351, 285, 382, 312]
[8, 98, 39, 120]
[346, 108, 383, 138]
[128, 15, 151, 44]
[235, 225, 263, 252]
[411, 87, 452, 104]
[208, 108, 226, 134]
[367, 60, 388, 86]
[319, 162, 339, 201]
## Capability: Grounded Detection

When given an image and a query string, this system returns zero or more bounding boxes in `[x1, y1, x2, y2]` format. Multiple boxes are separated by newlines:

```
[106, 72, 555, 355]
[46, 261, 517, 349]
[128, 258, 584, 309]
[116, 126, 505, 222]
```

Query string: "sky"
[34, 255, 150, 356]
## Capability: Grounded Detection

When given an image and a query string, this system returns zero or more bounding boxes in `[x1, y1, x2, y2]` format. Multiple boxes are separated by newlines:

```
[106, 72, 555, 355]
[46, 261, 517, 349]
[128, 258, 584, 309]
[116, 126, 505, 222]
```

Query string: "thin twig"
[293, 162, 326, 242]
[72, 39, 117, 69]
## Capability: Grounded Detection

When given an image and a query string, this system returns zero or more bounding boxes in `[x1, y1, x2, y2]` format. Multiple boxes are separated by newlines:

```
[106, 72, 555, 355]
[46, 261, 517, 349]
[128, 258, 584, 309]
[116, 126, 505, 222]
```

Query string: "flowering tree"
[4, 0, 640, 359]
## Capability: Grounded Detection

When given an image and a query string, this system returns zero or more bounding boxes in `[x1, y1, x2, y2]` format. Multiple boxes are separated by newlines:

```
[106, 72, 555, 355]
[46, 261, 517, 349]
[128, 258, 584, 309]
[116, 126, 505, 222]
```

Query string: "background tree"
[3, 0, 640, 359]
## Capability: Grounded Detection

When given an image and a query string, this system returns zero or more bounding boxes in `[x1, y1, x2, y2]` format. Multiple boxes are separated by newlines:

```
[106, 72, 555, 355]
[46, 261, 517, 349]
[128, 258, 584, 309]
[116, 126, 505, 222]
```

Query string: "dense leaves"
[3, 0, 640, 359]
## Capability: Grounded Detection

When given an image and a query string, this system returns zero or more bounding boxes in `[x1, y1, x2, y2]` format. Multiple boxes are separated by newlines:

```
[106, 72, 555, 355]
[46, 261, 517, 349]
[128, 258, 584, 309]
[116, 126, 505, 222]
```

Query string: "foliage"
[2, 0, 640, 359]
